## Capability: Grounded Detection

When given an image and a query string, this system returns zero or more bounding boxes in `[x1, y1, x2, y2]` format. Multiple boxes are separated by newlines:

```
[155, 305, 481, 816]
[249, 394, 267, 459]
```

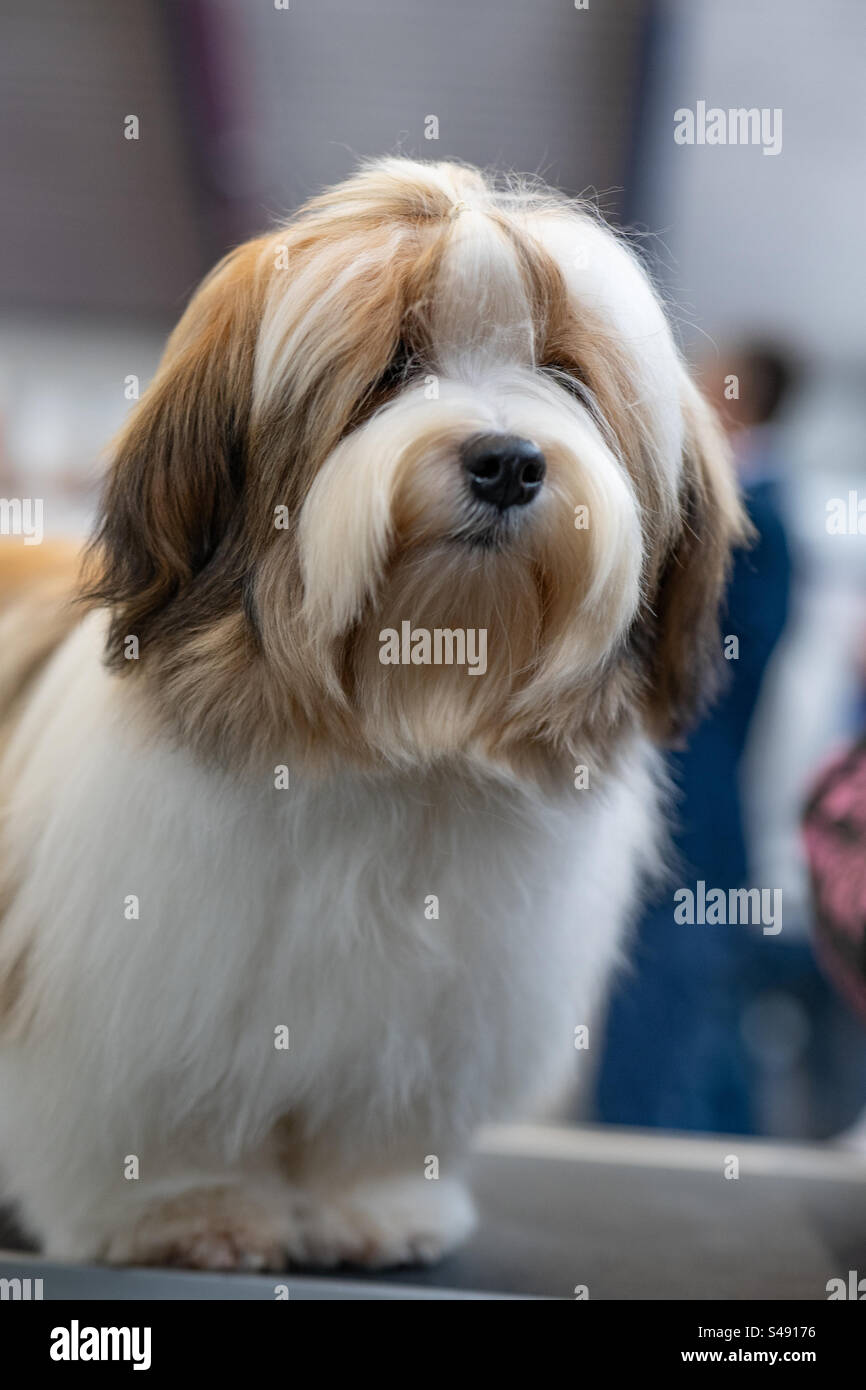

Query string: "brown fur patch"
[0, 539, 82, 751]
[0, 539, 83, 1032]
[640, 380, 753, 741]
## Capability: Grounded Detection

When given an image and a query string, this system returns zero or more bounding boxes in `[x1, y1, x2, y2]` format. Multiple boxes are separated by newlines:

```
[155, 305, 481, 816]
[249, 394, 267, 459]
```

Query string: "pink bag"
[803, 739, 866, 1022]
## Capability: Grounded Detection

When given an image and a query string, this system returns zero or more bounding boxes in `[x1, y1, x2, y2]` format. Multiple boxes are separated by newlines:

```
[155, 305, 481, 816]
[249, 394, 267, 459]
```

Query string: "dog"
[0, 158, 746, 1270]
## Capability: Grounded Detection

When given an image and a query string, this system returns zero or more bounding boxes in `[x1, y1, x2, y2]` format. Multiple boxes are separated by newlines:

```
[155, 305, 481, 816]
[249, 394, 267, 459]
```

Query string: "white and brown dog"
[0, 159, 746, 1270]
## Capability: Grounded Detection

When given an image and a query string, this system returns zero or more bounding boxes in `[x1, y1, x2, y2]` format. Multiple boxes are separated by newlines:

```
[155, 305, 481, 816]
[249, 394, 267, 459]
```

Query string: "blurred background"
[2, 0, 865, 1143]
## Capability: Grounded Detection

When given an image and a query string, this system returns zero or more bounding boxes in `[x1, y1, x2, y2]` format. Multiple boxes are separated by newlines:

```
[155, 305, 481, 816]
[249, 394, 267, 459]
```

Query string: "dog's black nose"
[461, 433, 546, 511]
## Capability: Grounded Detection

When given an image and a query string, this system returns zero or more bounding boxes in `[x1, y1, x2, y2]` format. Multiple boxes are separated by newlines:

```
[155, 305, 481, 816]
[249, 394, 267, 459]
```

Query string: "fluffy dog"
[0, 158, 746, 1269]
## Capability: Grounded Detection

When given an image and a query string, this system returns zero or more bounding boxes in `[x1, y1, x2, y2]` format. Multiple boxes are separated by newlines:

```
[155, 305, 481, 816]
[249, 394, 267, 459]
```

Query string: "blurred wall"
[210, 0, 646, 223]
[0, 0, 649, 326]
[635, 0, 866, 369]
[0, 0, 207, 316]
[0, 0, 649, 533]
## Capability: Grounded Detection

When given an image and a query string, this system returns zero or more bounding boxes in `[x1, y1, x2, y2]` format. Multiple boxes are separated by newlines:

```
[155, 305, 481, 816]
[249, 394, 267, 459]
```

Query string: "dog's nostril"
[521, 458, 545, 486]
[460, 433, 546, 511]
[471, 454, 504, 482]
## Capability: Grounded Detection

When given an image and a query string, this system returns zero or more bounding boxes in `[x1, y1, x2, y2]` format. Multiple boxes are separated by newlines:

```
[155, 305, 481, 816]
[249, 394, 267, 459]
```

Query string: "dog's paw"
[289, 1174, 476, 1269]
[95, 1174, 474, 1272]
[100, 1185, 292, 1271]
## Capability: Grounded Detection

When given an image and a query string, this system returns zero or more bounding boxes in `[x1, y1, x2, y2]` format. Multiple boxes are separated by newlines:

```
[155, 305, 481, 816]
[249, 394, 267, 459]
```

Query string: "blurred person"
[803, 731, 866, 1150]
[803, 736, 866, 1027]
[594, 344, 796, 1133]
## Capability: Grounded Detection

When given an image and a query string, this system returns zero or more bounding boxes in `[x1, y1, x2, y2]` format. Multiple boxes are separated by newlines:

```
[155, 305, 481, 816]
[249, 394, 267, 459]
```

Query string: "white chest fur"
[0, 615, 659, 1168]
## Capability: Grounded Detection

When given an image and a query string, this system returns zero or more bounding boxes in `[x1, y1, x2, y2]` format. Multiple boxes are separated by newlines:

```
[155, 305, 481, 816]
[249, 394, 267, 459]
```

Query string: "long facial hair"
[85, 159, 748, 784]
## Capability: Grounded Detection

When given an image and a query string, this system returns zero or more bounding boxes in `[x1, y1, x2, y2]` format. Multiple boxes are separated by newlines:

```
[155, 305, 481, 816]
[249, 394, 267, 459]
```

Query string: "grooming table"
[2, 1124, 865, 1299]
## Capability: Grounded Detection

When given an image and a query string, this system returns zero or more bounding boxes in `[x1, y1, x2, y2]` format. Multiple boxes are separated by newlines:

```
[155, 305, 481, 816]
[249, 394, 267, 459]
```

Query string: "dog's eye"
[339, 341, 417, 440]
[371, 340, 415, 397]
[542, 363, 590, 405]
[542, 363, 614, 442]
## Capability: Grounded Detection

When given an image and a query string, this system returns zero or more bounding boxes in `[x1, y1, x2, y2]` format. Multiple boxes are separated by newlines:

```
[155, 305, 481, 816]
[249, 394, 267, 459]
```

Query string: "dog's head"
[89, 158, 747, 778]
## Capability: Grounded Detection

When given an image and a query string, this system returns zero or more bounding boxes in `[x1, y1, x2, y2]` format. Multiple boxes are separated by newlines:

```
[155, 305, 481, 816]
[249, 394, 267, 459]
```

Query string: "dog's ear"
[643, 377, 752, 743]
[87, 240, 266, 664]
